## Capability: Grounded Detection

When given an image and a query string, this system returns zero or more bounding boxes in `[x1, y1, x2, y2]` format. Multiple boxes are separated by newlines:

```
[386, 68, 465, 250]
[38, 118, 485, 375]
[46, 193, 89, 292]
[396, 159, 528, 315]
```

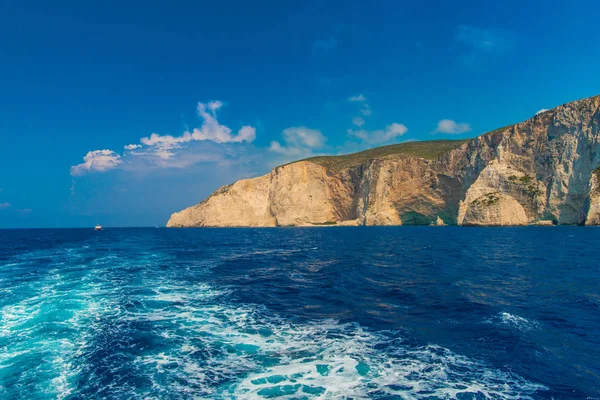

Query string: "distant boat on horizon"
[94, 225, 103, 231]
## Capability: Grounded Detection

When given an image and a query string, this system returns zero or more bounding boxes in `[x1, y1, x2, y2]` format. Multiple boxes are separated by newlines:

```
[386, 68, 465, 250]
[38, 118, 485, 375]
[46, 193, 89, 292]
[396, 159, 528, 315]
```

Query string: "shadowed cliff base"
[167, 94, 600, 227]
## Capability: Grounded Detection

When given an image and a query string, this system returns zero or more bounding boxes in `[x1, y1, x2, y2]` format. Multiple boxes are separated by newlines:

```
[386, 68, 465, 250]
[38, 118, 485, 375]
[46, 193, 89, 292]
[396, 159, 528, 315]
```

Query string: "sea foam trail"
[127, 283, 546, 399]
[0, 245, 547, 399]
[0, 248, 119, 399]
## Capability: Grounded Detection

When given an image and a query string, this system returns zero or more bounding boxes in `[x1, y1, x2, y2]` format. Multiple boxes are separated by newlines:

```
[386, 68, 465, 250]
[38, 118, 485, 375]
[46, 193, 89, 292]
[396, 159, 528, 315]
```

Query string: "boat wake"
[0, 245, 547, 399]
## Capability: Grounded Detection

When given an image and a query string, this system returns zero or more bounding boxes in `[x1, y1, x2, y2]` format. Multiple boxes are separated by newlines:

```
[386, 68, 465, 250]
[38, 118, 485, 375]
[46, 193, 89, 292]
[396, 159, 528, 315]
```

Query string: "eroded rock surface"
[167, 95, 600, 227]
[584, 169, 600, 225]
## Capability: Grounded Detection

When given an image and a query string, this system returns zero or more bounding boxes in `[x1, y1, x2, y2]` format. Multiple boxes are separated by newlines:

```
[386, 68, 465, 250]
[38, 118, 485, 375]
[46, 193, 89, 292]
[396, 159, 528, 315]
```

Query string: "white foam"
[0, 246, 547, 399]
[129, 282, 547, 399]
[0, 247, 119, 398]
[487, 312, 540, 332]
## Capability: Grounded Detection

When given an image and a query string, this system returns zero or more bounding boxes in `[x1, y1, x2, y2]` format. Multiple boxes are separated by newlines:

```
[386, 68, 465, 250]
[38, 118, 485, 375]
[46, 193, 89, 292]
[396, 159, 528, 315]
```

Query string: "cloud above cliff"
[346, 94, 407, 144]
[269, 127, 326, 158]
[135, 101, 256, 161]
[433, 119, 472, 135]
[0, 202, 10, 209]
[71, 101, 256, 175]
[348, 123, 407, 144]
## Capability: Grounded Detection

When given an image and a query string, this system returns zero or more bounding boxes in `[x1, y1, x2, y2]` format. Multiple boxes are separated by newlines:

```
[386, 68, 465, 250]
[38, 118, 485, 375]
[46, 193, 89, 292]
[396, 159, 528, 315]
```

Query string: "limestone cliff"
[583, 168, 600, 225]
[167, 95, 600, 227]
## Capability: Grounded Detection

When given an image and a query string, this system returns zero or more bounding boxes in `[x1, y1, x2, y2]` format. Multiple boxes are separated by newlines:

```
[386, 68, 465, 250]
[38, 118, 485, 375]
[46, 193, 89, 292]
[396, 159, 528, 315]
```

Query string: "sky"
[1, 0, 599, 228]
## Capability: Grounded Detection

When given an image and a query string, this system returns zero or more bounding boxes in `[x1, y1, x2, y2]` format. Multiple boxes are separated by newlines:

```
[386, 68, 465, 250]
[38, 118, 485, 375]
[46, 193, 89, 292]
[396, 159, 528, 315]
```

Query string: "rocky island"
[167, 95, 600, 227]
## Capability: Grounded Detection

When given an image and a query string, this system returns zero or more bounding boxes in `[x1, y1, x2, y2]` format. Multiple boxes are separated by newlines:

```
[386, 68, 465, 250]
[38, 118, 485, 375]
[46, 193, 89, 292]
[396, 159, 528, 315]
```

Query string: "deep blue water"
[0, 227, 599, 399]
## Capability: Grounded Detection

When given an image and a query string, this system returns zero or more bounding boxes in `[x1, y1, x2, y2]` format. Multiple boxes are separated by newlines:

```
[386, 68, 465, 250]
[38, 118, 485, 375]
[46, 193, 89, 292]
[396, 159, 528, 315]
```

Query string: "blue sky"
[1, 0, 599, 228]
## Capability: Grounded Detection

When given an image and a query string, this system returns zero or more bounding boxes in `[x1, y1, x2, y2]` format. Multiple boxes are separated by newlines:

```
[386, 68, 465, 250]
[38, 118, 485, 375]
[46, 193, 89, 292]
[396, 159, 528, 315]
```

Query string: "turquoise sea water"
[0, 227, 598, 399]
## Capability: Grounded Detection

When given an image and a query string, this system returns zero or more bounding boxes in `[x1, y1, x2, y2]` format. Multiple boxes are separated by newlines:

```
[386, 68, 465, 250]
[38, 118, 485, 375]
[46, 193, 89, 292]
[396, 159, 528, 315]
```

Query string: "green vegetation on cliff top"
[299, 139, 469, 172]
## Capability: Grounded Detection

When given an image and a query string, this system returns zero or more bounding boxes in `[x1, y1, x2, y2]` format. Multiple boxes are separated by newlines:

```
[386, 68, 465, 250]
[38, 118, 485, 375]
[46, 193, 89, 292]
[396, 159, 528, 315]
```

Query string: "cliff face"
[583, 169, 600, 225]
[167, 95, 600, 227]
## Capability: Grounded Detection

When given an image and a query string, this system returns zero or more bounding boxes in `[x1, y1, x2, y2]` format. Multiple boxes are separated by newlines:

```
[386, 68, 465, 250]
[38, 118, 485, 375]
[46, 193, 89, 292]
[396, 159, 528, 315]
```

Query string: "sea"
[0, 227, 598, 399]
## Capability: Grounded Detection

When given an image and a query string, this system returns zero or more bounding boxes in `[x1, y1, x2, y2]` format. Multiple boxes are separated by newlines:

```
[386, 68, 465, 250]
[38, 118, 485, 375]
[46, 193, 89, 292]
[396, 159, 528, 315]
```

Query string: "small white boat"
[94, 225, 103, 231]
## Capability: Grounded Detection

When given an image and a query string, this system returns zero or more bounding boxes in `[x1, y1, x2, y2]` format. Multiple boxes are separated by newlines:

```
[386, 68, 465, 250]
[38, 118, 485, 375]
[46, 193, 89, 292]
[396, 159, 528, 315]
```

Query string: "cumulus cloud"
[536, 109, 549, 115]
[136, 101, 256, 160]
[268, 141, 307, 157]
[433, 119, 472, 135]
[269, 127, 326, 158]
[188, 102, 256, 143]
[139, 132, 192, 159]
[0, 202, 10, 209]
[282, 127, 326, 148]
[71, 100, 257, 175]
[386, 123, 409, 138]
[348, 123, 408, 144]
[70, 150, 122, 176]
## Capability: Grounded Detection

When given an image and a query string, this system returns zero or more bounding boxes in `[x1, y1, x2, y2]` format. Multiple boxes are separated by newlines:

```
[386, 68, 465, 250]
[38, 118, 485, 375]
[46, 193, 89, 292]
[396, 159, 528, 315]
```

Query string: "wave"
[486, 312, 540, 332]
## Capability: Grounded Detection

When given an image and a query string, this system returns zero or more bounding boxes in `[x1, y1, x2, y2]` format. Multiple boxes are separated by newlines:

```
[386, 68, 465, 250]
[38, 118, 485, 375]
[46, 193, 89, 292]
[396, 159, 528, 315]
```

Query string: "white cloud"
[282, 127, 326, 148]
[72, 100, 257, 175]
[190, 102, 256, 143]
[346, 93, 406, 145]
[70, 150, 122, 176]
[269, 127, 326, 158]
[348, 94, 372, 118]
[269, 141, 307, 157]
[137, 102, 256, 160]
[352, 116, 365, 127]
[141, 133, 191, 147]
[386, 123, 409, 139]
[0, 202, 10, 209]
[348, 94, 366, 102]
[536, 109, 549, 115]
[138, 132, 192, 159]
[208, 100, 223, 112]
[124, 142, 233, 170]
[433, 119, 472, 135]
[348, 123, 408, 144]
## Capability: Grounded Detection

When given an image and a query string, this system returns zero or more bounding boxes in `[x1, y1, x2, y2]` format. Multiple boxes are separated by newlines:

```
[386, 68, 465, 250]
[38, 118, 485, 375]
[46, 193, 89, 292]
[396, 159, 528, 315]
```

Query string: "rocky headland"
[167, 95, 600, 227]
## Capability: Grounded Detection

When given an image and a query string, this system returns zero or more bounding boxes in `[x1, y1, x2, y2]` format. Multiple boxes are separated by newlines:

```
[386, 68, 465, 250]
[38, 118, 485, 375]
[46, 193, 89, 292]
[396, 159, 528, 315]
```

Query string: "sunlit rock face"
[583, 169, 600, 225]
[168, 95, 600, 227]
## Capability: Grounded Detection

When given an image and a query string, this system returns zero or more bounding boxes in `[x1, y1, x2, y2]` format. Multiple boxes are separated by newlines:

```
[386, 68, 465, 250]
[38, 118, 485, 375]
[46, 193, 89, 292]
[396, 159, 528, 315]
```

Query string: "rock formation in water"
[167, 95, 600, 227]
